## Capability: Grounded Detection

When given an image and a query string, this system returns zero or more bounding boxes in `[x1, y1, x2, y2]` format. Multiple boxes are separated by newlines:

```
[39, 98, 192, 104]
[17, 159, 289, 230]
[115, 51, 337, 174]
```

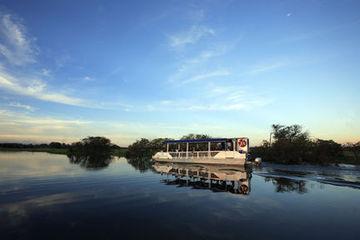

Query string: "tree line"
[1, 126, 359, 165]
[0, 142, 70, 149]
[125, 126, 359, 165]
[251, 124, 360, 164]
[125, 134, 211, 160]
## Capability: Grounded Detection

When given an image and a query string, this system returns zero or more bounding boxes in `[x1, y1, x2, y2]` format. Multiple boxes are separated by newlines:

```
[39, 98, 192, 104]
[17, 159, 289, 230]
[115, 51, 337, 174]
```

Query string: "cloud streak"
[8, 102, 35, 111]
[168, 44, 231, 85]
[0, 12, 90, 107]
[145, 85, 271, 112]
[169, 25, 215, 48]
[0, 14, 37, 65]
[0, 69, 85, 106]
[247, 61, 290, 75]
[0, 108, 91, 143]
[181, 68, 231, 84]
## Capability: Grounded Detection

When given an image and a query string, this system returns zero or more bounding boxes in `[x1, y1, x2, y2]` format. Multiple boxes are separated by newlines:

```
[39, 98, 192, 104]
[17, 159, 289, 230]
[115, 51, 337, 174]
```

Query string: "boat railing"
[168, 151, 221, 159]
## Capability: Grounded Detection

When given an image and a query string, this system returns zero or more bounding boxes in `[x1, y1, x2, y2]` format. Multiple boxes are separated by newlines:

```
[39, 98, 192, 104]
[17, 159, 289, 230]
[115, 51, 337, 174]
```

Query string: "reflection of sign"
[153, 163, 252, 195]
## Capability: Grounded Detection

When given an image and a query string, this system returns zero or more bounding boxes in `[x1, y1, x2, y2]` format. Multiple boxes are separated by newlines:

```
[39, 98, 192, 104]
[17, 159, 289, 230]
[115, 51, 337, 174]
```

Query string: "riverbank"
[0, 147, 127, 157]
[251, 147, 359, 165]
[0, 147, 69, 155]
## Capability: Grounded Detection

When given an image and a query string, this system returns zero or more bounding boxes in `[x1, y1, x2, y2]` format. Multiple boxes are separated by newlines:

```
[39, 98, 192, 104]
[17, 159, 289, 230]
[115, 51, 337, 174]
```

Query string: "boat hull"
[153, 157, 246, 166]
[152, 151, 247, 166]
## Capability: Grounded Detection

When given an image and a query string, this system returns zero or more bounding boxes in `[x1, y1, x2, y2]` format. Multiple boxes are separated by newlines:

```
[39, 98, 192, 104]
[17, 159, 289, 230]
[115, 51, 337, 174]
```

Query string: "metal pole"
[186, 142, 189, 158]
[208, 142, 211, 157]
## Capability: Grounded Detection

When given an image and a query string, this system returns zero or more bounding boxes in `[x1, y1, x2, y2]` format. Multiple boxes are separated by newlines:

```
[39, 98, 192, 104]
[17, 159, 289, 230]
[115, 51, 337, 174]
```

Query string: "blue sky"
[0, 0, 359, 146]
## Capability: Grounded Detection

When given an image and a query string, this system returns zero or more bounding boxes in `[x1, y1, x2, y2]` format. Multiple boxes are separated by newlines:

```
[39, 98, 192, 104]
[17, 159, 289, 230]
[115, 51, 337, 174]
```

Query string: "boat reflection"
[153, 163, 252, 195]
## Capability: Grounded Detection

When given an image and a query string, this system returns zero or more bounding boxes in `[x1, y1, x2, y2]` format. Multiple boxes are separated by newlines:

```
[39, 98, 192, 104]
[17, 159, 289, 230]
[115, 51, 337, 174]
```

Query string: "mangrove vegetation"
[251, 124, 359, 165]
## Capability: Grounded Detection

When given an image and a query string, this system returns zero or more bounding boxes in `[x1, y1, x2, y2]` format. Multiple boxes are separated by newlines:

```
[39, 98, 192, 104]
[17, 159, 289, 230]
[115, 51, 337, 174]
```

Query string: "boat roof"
[164, 138, 233, 144]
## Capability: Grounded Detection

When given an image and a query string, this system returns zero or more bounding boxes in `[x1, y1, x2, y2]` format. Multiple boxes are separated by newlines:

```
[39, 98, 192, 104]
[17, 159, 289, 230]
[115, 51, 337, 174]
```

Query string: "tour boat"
[152, 137, 249, 165]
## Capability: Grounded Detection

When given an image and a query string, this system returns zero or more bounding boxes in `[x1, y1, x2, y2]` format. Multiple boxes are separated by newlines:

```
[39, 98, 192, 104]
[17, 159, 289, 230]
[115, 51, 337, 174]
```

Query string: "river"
[0, 152, 359, 240]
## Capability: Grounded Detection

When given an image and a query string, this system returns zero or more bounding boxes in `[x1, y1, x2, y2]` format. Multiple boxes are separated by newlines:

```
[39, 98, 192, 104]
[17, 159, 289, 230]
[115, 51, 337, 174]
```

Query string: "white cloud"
[0, 69, 85, 106]
[8, 102, 35, 111]
[181, 68, 231, 84]
[82, 76, 94, 81]
[41, 68, 51, 77]
[247, 61, 289, 75]
[0, 109, 90, 142]
[145, 85, 271, 112]
[0, 13, 109, 109]
[168, 44, 231, 85]
[169, 25, 215, 48]
[0, 12, 90, 107]
[0, 108, 89, 127]
[0, 108, 228, 145]
[0, 68, 133, 110]
[0, 14, 36, 65]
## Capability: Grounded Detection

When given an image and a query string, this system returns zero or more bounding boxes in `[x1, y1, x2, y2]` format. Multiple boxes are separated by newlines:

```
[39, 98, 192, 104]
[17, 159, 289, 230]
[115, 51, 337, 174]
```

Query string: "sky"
[0, 0, 359, 146]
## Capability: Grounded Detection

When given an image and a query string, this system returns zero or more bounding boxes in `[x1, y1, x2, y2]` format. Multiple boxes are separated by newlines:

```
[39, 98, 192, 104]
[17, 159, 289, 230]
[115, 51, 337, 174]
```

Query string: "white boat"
[152, 137, 249, 166]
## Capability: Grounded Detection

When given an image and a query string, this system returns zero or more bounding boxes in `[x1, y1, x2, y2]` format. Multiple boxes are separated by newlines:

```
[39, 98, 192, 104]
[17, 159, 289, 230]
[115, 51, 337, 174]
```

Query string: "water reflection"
[68, 155, 112, 169]
[265, 177, 307, 194]
[1, 153, 360, 239]
[126, 158, 154, 172]
[153, 163, 252, 195]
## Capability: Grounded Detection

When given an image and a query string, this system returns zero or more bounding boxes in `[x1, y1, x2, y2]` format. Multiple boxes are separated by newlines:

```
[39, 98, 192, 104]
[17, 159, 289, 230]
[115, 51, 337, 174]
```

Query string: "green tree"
[270, 124, 312, 163]
[253, 124, 349, 164]
[180, 133, 211, 151]
[312, 139, 342, 163]
[181, 133, 211, 140]
[344, 141, 360, 162]
[125, 138, 172, 160]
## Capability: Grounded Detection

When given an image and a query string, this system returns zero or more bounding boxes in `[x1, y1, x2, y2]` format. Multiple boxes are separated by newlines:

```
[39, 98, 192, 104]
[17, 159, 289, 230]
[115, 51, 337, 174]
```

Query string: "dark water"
[0, 152, 360, 240]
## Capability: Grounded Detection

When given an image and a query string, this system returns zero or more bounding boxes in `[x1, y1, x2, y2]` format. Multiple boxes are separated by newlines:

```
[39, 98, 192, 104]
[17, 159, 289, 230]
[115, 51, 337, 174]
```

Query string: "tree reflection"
[265, 177, 307, 194]
[69, 156, 112, 169]
[67, 137, 113, 170]
[126, 158, 154, 172]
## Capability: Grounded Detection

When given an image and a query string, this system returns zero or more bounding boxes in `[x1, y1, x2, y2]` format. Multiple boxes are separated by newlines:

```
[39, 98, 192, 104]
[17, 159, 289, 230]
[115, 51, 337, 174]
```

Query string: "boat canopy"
[164, 138, 232, 144]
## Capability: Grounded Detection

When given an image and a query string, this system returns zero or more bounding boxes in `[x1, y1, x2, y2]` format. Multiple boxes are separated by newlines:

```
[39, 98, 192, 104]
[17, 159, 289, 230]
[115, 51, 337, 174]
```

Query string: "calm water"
[0, 152, 360, 240]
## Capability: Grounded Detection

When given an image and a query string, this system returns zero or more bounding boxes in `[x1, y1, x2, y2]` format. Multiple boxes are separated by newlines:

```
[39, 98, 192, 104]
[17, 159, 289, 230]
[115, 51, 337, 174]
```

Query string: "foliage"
[311, 139, 343, 163]
[252, 124, 357, 165]
[0, 147, 69, 155]
[0, 142, 69, 149]
[269, 124, 313, 164]
[180, 134, 211, 140]
[112, 147, 128, 157]
[180, 133, 212, 151]
[343, 142, 360, 162]
[0, 142, 70, 155]
[125, 133, 211, 160]
[125, 138, 171, 160]
[67, 136, 113, 169]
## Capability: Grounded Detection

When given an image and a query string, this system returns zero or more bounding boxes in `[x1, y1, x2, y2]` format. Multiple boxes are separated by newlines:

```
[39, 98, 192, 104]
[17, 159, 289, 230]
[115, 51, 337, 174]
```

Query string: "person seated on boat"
[226, 140, 233, 151]
[221, 142, 226, 150]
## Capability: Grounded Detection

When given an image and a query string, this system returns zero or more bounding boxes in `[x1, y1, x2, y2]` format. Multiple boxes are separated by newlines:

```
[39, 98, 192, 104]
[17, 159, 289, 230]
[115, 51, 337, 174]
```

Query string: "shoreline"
[0, 148, 68, 155]
[0, 148, 127, 157]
